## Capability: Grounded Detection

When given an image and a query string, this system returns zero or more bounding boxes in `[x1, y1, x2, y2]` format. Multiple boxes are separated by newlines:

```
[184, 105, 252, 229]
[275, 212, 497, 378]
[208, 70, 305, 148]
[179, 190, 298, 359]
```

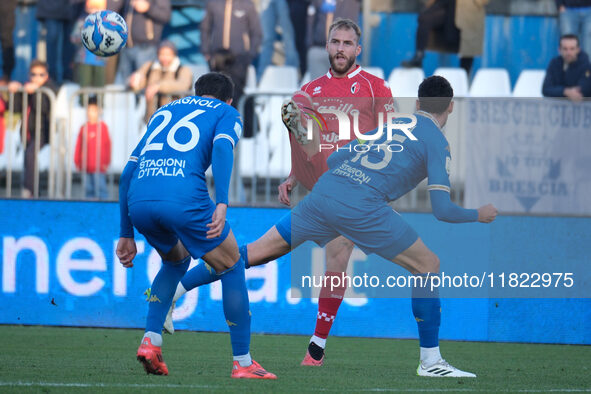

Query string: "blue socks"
[239, 244, 250, 268]
[220, 256, 251, 356]
[411, 273, 441, 348]
[145, 256, 191, 334]
[180, 260, 218, 290]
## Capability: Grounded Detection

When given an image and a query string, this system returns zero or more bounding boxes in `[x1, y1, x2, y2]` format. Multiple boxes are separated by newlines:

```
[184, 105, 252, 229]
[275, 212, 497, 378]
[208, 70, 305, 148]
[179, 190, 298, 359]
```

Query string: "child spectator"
[74, 97, 111, 199]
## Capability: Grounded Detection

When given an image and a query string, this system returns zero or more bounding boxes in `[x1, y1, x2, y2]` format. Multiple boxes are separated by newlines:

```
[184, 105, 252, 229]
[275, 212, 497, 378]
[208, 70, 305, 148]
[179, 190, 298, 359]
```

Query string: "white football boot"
[417, 359, 476, 378]
[281, 99, 310, 145]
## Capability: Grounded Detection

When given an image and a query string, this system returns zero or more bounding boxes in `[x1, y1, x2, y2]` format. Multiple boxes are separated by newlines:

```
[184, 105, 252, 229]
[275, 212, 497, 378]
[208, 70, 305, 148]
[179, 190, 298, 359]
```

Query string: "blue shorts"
[128, 200, 230, 259]
[288, 191, 419, 260]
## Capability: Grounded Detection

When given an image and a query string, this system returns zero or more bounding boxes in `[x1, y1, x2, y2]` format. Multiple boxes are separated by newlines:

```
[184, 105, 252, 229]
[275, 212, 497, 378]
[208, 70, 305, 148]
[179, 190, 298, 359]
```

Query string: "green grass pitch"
[0, 325, 589, 393]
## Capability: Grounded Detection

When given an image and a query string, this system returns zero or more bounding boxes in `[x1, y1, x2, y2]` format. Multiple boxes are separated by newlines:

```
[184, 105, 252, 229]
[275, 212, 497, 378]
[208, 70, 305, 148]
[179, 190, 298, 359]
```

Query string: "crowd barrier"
[0, 200, 589, 344]
[0, 86, 58, 198]
[3, 87, 591, 214]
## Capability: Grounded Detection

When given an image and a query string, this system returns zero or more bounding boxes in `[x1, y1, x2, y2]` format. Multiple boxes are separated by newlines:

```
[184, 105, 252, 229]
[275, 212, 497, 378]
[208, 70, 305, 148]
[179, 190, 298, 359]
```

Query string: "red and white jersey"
[290, 65, 395, 191]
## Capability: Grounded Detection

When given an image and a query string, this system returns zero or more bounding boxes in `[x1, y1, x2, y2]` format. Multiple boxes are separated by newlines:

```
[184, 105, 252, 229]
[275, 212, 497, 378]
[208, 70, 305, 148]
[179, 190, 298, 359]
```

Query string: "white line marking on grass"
[0, 382, 590, 392]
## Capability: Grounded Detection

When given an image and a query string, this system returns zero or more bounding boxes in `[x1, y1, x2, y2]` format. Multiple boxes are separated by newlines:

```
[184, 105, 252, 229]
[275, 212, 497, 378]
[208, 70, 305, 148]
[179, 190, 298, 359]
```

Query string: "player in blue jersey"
[115, 72, 276, 379]
[165, 75, 497, 377]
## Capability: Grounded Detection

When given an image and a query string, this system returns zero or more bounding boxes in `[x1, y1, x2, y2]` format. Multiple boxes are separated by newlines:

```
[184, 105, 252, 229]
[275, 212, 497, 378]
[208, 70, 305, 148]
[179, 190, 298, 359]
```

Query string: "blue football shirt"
[127, 96, 242, 205]
[315, 112, 452, 202]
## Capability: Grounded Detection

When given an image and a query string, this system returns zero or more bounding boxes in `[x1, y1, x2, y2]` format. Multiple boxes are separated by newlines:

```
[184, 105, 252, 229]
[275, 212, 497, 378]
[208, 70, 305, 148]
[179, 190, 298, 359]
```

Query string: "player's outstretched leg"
[393, 238, 476, 378]
[138, 254, 191, 375]
[219, 256, 276, 379]
[302, 236, 354, 366]
[164, 245, 251, 335]
[163, 258, 222, 334]
[166, 223, 291, 335]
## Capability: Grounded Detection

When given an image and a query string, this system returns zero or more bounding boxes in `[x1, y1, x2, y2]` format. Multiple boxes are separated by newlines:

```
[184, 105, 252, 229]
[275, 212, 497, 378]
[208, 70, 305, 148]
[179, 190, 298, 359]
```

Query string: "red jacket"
[74, 121, 111, 173]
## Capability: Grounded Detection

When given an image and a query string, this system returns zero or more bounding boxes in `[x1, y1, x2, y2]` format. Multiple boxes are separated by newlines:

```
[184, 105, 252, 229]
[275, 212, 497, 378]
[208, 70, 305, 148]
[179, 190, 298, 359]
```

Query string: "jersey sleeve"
[214, 105, 243, 148]
[426, 138, 452, 193]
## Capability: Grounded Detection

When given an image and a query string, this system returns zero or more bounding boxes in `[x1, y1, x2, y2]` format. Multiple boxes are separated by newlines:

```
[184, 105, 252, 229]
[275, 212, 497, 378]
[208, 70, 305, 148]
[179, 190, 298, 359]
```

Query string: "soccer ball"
[81, 10, 128, 57]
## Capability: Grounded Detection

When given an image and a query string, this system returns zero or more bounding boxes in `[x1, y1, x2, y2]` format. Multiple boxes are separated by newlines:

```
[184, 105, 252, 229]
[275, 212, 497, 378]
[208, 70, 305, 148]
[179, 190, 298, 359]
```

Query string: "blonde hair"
[327, 18, 362, 43]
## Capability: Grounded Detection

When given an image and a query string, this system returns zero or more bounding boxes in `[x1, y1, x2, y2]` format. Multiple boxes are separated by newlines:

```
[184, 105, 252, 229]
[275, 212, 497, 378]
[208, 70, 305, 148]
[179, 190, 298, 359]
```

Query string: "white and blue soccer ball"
[81, 10, 128, 57]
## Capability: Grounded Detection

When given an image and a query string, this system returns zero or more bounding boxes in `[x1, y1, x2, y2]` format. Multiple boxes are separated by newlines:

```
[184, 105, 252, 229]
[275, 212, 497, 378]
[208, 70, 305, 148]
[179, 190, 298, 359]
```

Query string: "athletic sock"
[172, 281, 187, 303]
[179, 261, 219, 292]
[233, 353, 253, 367]
[310, 335, 326, 349]
[145, 256, 191, 335]
[411, 273, 441, 357]
[142, 331, 162, 347]
[420, 346, 442, 367]
[220, 257, 251, 358]
[314, 271, 346, 340]
[239, 244, 250, 268]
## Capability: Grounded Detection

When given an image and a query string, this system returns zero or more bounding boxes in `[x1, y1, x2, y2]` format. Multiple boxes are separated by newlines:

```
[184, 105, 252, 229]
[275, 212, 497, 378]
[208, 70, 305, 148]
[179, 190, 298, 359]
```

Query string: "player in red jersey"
[165, 18, 394, 365]
[279, 18, 394, 366]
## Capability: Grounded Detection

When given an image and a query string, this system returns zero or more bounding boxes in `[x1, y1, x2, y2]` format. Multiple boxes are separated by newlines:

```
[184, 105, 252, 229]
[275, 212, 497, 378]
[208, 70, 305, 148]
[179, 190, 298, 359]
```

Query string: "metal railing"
[0, 86, 58, 198]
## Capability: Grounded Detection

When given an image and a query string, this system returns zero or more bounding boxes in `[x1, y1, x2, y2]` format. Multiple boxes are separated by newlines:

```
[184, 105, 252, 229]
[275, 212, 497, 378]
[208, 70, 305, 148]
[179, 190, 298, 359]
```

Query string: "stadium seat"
[363, 66, 385, 79]
[187, 63, 209, 84]
[245, 65, 257, 93]
[54, 82, 82, 121]
[388, 67, 425, 98]
[258, 66, 299, 92]
[512, 69, 546, 97]
[469, 68, 512, 97]
[101, 85, 143, 173]
[433, 67, 469, 97]
[300, 71, 311, 86]
[388, 68, 425, 113]
[0, 124, 23, 172]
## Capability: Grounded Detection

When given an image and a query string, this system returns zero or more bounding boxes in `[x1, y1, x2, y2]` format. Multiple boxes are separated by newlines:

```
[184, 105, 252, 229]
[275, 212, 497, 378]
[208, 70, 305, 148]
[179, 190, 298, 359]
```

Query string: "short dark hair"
[29, 59, 48, 72]
[87, 96, 99, 107]
[194, 72, 234, 102]
[418, 76, 454, 114]
[560, 34, 580, 47]
[328, 18, 361, 43]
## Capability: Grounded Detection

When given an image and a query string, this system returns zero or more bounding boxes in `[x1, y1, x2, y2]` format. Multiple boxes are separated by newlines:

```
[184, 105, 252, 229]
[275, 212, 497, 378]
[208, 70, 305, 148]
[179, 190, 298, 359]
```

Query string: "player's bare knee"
[419, 253, 440, 274]
[161, 241, 190, 262]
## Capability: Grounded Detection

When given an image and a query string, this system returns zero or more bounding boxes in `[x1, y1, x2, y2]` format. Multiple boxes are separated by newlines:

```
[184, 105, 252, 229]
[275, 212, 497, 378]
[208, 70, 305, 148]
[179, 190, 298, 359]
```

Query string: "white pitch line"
[0, 382, 589, 392]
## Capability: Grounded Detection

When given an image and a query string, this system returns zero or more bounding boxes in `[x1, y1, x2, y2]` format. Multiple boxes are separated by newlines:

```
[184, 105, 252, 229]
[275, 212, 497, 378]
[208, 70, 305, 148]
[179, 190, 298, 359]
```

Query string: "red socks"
[313, 271, 347, 340]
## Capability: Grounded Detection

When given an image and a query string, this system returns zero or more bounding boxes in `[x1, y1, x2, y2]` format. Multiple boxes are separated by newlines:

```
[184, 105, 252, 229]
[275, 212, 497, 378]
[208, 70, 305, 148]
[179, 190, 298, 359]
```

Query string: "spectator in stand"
[7, 60, 59, 198]
[108, 0, 172, 84]
[201, 0, 261, 137]
[287, 0, 311, 77]
[36, 0, 79, 84]
[0, 0, 18, 84]
[556, 0, 591, 57]
[128, 41, 193, 122]
[401, 0, 489, 76]
[74, 97, 111, 199]
[307, 0, 360, 80]
[258, 0, 299, 80]
[71, 0, 108, 89]
[543, 34, 591, 100]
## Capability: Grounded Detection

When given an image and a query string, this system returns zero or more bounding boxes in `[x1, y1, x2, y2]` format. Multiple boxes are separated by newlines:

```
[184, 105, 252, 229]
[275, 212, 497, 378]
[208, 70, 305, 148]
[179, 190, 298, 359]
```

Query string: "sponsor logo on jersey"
[313, 86, 322, 95]
[350, 81, 360, 94]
